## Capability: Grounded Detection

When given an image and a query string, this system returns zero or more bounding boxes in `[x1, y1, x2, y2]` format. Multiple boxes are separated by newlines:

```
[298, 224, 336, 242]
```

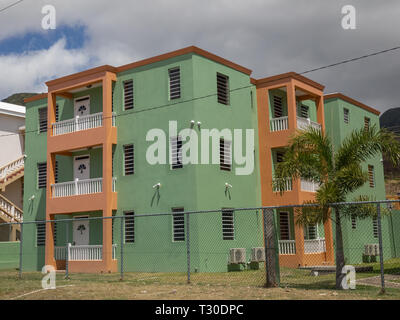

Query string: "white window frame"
[123, 79, 134, 110]
[36, 222, 46, 247]
[170, 136, 183, 170]
[171, 207, 185, 242]
[222, 208, 235, 240]
[168, 67, 181, 100]
[279, 211, 291, 240]
[124, 211, 135, 244]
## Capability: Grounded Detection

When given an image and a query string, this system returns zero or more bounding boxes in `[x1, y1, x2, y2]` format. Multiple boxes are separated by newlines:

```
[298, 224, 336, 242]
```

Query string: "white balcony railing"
[296, 116, 321, 131]
[55, 244, 117, 261]
[51, 177, 116, 198]
[279, 240, 296, 255]
[52, 112, 116, 136]
[304, 238, 326, 254]
[270, 116, 289, 132]
[273, 178, 293, 192]
[300, 179, 320, 192]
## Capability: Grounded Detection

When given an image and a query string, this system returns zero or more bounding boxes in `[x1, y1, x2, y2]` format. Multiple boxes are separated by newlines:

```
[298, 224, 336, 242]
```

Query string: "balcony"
[300, 179, 320, 192]
[55, 244, 117, 261]
[52, 112, 116, 136]
[278, 238, 326, 255]
[270, 116, 288, 132]
[296, 116, 321, 131]
[304, 238, 326, 254]
[279, 240, 296, 255]
[272, 178, 293, 192]
[51, 177, 116, 198]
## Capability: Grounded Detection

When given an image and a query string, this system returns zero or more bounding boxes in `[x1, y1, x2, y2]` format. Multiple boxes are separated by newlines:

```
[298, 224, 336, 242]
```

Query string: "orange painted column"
[316, 96, 325, 133]
[286, 81, 306, 266]
[101, 72, 115, 272]
[45, 93, 57, 268]
[286, 81, 297, 132]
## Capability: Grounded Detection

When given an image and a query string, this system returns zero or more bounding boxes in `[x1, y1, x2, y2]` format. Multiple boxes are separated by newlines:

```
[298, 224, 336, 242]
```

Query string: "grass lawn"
[1, 260, 400, 300]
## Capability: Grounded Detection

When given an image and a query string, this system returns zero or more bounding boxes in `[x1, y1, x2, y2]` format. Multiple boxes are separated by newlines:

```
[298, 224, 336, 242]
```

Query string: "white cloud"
[0, 38, 89, 98]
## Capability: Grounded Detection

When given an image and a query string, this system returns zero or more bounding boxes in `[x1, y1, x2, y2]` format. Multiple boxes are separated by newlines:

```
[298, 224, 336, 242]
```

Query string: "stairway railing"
[0, 155, 25, 181]
[0, 194, 23, 223]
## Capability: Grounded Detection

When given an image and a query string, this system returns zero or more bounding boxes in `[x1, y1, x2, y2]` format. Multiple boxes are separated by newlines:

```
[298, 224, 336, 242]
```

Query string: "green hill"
[1, 93, 39, 106]
[380, 107, 400, 132]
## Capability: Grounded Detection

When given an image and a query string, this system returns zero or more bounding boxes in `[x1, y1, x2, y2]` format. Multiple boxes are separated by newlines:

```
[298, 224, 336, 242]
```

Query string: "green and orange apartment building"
[20, 46, 396, 273]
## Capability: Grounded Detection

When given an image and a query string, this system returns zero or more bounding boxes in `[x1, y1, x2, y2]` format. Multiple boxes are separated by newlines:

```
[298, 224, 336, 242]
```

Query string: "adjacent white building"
[0, 101, 25, 241]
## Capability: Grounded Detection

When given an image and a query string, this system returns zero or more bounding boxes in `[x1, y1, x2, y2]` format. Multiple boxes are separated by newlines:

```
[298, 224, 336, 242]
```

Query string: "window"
[37, 162, 47, 189]
[306, 225, 317, 240]
[344, 108, 349, 124]
[300, 105, 309, 118]
[53, 221, 57, 245]
[38, 108, 47, 133]
[168, 67, 181, 100]
[217, 73, 230, 105]
[36, 223, 46, 246]
[123, 79, 134, 110]
[55, 160, 59, 184]
[123, 144, 134, 175]
[364, 117, 370, 132]
[124, 211, 135, 243]
[55, 104, 59, 122]
[368, 165, 375, 188]
[351, 215, 357, 229]
[279, 212, 290, 240]
[220, 139, 232, 171]
[222, 209, 235, 240]
[172, 208, 185, 242]
[170, 136, 183, 169]
[373, 218, 378, 238]
[276, 151, 284, 163]
[273, 96, 283, 118]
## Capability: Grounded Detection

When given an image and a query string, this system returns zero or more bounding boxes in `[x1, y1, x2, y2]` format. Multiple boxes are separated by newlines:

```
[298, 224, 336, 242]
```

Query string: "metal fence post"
[120, 215, 124, 281]
[377, 203, 385, 293]
[186, 212, 191, 284]
[263, 208, 280, 287]
[65, 221, 69, 279]
[18, 222, 23, 279]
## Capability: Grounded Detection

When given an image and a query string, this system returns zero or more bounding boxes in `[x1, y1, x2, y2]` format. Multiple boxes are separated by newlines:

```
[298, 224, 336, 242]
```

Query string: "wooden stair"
[0, 156, 24, 192]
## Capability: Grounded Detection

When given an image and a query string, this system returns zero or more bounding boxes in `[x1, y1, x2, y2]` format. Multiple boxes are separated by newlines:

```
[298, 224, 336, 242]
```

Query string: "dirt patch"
[357, 275, 400, 289]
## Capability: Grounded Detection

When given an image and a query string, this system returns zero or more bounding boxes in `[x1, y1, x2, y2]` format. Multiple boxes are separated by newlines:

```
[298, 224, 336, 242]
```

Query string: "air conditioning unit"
[251, 247, 265, 262]
[364, 244, 380, 256]
[229, 248, 246, 264]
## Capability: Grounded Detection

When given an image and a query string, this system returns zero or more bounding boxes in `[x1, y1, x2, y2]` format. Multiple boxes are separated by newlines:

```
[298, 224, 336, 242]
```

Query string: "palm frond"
[335, 125, 400, 170]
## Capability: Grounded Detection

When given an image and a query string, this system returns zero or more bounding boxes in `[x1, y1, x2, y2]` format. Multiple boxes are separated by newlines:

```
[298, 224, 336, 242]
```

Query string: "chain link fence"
[1, 199, 400, 299]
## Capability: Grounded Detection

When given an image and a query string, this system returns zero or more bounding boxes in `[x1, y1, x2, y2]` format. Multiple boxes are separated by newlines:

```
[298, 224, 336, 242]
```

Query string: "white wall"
[0, 114, 25, 167]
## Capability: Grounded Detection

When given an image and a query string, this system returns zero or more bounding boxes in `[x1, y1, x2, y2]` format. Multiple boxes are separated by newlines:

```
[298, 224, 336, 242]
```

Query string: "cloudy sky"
[0, 0, 399, 113]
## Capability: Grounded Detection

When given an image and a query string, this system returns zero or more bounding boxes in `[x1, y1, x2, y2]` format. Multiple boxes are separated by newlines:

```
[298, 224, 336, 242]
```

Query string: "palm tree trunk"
[335, 207, 346, 289]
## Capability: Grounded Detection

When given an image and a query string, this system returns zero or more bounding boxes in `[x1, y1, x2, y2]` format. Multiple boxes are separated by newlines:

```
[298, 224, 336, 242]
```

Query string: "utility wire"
[0, 0, 24, 14]
[300, 45, 400, 74]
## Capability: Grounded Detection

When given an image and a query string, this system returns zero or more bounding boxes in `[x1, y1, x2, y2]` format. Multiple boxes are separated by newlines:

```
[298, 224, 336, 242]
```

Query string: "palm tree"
[273, 125, 400, 289]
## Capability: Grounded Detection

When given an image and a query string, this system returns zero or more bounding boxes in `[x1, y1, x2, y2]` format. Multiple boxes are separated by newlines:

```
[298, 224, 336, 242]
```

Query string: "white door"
[74, 156, 90, 180]
[73, 217, 89, 246]
[74, 97, 90, 117]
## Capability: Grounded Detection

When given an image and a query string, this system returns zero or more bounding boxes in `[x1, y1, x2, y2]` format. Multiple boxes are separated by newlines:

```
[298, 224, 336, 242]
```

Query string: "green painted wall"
[0, 242, 19, 270]
[324, 97, 392, 264]
[388, 210, 400, 258]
